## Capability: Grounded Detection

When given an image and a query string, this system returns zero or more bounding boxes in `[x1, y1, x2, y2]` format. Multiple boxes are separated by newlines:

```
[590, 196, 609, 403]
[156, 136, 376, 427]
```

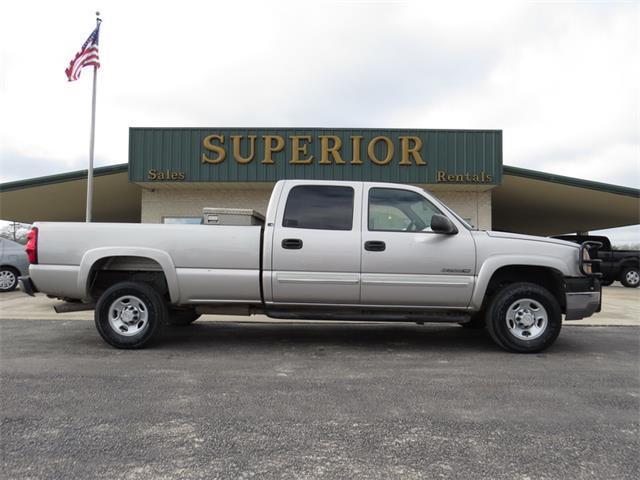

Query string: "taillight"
[26, 227, 38, 264]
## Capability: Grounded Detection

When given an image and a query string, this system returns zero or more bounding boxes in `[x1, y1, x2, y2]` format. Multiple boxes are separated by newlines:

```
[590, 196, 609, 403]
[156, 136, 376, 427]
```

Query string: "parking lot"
[1, 287, 639, 479]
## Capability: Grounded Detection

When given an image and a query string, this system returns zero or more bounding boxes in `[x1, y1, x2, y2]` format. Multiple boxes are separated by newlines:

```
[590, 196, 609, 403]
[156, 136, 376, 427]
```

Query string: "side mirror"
[430, 214, 458, 234]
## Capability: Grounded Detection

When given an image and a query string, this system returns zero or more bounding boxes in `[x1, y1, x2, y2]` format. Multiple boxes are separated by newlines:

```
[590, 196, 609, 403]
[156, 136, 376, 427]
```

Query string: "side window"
[283, 185, 354, 231]
[369, 188, 442, 232]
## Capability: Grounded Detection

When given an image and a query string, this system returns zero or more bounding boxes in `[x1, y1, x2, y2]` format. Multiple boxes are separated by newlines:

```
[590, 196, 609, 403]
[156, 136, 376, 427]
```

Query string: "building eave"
[503, 165, 640, 198]
[0, 164, 129, 193]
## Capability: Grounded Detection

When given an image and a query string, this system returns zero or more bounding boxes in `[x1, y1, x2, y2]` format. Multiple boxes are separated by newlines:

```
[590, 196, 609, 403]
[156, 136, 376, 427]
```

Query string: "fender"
[619, 256, 640, 269]
[78, 247, 180, 303]
[469, 254, 570, 310]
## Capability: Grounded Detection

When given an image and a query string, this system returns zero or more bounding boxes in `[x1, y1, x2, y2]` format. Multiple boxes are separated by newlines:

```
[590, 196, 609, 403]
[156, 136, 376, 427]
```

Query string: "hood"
[484, 231, 580, 248]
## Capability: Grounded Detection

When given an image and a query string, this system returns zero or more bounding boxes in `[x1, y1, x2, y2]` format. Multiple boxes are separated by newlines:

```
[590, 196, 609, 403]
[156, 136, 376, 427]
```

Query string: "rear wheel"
[620, 267, 640, 288]
[0, 267, 19, 292]
[486, 282, 562, 353]
[95, 281, 167, 349]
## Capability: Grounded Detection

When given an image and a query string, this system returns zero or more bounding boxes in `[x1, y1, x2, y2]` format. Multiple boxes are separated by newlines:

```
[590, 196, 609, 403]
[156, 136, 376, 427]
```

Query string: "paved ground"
[1, 319, 639, 479]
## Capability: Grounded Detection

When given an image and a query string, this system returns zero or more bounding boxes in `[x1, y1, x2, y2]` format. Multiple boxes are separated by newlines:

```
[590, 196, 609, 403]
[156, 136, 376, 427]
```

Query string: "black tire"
[600, 279, 614, 287]
[459, 312, 486, 330]
[620, 266, 640, 288]
[168, 308, 201, 326]
[486, 282, 562, 353]
[95, 281, 167, 349]
[0, 267, 19, 292]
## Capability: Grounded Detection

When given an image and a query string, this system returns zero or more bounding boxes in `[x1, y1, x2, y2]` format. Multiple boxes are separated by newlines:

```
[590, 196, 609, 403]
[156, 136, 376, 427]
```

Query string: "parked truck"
[552, 235, 640, 288]
[19, 180, 601, 353]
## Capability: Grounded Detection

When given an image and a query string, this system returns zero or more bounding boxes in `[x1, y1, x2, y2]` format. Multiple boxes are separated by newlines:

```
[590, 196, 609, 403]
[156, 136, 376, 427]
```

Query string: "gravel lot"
[1, 319, 638, 480]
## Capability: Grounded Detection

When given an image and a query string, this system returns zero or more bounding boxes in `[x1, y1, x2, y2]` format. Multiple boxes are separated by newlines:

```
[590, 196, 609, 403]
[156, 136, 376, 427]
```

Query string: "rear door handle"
[282, 238, 303, 250]
[364, 240, 386, 252]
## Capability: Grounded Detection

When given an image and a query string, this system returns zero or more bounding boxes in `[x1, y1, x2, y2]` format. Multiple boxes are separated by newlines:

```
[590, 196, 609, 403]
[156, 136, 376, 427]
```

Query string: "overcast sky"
[0, 0, 638, 239]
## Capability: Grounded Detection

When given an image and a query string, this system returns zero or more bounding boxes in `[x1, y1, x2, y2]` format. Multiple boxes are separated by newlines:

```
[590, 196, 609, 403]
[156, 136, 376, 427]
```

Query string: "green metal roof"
[0, 163, 128, 192]
[503, 165, 640, 198]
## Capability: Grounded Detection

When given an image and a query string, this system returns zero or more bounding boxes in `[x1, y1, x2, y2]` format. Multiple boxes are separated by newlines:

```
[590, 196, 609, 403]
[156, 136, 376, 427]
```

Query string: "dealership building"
[1, 128, 638, 236]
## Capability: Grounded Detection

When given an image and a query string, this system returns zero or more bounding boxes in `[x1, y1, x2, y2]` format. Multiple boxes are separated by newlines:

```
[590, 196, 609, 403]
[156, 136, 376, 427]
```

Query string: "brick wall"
[434, 190, 492, 230]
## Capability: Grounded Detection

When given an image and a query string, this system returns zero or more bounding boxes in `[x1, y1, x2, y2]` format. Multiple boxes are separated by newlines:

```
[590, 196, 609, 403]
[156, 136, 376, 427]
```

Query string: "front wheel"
[486, 282, 562, 353]
[95, 281, 168, 349]
[620, 267, 640, 288]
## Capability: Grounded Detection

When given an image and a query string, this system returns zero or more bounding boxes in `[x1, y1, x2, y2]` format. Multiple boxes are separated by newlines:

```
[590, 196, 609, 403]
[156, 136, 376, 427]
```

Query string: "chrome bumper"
[565, 291, 601, 320]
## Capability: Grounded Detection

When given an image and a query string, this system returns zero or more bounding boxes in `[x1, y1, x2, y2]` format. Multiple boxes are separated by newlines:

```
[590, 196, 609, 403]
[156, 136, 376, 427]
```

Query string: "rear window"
[283, 185, 354, 230]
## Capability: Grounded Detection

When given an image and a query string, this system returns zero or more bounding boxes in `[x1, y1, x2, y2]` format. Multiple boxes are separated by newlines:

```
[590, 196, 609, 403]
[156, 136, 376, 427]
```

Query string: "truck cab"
[264, 180, 475, 308]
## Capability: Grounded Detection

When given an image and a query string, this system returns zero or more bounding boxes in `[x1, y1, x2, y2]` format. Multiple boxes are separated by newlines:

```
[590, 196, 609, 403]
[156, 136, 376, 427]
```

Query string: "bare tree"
[0, 221, 31, 245]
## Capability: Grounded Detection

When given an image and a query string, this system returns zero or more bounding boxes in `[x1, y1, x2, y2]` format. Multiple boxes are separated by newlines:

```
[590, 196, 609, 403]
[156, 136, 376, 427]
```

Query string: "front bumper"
[564, 277, 601, 320]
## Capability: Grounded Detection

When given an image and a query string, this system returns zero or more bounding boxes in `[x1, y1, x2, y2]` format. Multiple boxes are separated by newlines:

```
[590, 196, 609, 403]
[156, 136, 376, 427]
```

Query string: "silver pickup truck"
[19, 179, 601, 353]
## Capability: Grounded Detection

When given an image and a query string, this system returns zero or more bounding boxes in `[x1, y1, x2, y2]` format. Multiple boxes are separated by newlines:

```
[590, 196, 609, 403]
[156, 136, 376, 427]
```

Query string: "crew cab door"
[360, 185, 475, 307]
[270, 182, 362, 305]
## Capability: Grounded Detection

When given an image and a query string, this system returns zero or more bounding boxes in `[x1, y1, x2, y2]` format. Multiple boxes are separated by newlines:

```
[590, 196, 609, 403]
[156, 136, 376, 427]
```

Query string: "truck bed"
[31, 222, 263, 304]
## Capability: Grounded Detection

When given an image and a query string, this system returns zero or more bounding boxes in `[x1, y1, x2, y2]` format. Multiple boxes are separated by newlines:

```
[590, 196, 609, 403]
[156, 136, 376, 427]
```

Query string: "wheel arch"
[79, 248, 180, 303]
[619, 258, 640, 270]
[472, 259, 566, 312]
[0, 264, 20, 273]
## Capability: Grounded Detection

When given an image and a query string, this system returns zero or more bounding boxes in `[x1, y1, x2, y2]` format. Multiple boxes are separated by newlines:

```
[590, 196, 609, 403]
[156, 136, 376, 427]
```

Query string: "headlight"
[582, 247, 592, 274]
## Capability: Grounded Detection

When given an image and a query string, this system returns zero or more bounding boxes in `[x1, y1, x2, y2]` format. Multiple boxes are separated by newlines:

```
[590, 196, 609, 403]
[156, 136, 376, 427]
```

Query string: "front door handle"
[364, 240, 386, 252]
[282, 238, 303, 250]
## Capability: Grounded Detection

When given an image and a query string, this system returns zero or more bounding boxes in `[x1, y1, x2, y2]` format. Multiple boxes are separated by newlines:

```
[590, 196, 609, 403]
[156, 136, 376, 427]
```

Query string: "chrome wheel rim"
[0, 270, 16, 290]
[108, 295, 149, 336]
[625, 270, 640, 286]
[505, 298, 548, 341]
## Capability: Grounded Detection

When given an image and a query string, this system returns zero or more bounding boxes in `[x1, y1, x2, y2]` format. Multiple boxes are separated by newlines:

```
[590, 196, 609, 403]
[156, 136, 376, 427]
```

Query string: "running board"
[266, 310, 470, 323]
[54, 302, 96, 314]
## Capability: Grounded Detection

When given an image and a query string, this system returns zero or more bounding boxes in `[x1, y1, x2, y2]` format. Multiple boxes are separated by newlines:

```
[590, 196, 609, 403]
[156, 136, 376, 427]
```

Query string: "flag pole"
[86, 12, 101, 223]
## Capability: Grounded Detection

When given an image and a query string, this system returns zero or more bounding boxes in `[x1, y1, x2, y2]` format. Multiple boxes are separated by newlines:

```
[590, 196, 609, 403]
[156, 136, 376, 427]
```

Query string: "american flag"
[65, 21, 101, 82]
